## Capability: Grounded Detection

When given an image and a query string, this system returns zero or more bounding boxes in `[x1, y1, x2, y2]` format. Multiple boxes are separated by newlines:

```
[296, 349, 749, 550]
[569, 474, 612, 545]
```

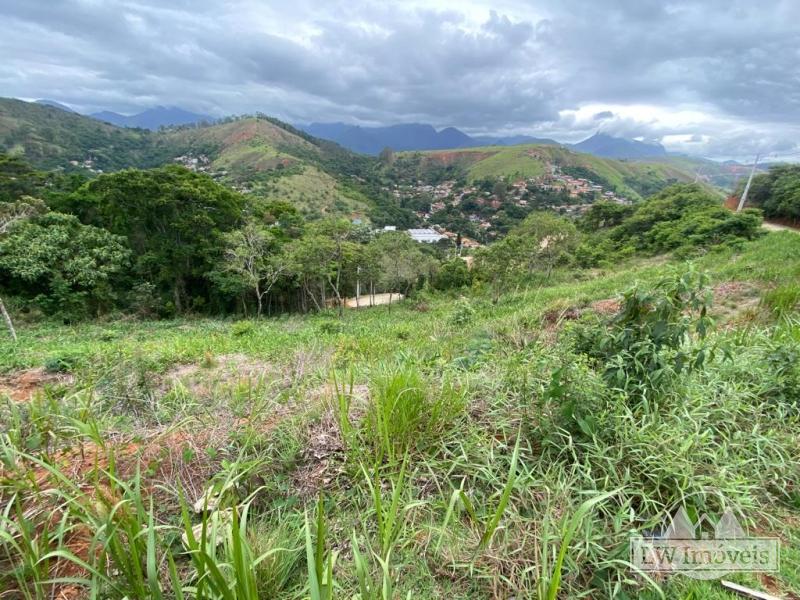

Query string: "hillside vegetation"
[390, 144, 738, 200]
[0, 98, 168, 171]
[2, 97, 741, 221]
[739, 163, 800, 223]
[0, 99, 398, 222]
[1, 229, 800, 599]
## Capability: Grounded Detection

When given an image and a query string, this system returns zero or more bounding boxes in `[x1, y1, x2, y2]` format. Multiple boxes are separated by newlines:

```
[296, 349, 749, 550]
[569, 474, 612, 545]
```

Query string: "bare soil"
[0, 367, 74, 402]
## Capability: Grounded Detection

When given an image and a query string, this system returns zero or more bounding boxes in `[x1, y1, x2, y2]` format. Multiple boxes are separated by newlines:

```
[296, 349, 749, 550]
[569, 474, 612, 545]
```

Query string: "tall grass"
[304, 496, 336, 600]
[332, 364, 467, 465]
[1, 236, 799, 599]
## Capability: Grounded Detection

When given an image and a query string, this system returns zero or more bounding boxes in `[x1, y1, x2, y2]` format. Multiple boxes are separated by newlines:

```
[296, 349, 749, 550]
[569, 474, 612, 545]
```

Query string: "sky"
[1, 0, 799, 160]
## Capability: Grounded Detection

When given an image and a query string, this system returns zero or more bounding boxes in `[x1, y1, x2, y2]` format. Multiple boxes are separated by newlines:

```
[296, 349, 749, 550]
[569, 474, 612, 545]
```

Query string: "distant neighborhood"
[382, 163, 630, 244]
[171, 151, 632, 247]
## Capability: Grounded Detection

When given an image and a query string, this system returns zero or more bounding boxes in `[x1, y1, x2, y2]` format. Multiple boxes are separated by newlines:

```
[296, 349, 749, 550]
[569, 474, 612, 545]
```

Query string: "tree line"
[0, 152, 767, 328]
[0, 154, 453, 321]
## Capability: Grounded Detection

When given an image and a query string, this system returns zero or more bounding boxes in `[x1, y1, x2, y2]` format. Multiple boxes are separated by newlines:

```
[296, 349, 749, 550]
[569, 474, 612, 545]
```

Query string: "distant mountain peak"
[89, 105, 213, 130]
[572, 132, 666, 159]
[300, 122, 560, 154]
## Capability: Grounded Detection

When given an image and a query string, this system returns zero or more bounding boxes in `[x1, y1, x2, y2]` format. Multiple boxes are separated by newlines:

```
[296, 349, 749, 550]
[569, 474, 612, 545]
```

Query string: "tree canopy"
[67, 166, 245, 313]
[744, 164, 800, 222]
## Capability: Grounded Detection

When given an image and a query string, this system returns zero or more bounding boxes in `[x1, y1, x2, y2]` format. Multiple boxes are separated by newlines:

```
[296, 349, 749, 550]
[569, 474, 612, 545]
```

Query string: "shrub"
[578, 184, 763, 261]
[333, 365, 466, 464]
[231, 320, 256, 337]
[573, 266, 716, 402]
[434, 258, 472, 290]
[449, 297, 476, 326]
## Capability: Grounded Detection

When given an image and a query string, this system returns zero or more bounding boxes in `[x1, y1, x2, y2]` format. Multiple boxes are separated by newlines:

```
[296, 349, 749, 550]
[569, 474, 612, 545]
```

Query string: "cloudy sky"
[2, 0, 799, 160]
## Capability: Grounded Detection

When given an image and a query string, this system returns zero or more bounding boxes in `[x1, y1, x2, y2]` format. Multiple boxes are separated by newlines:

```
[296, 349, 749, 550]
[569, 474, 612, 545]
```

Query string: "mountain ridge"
[572, 132, 667, 159]
[89, 106, 214, 130]
[1, 97, 740, 217]
[301, 121, 562, 154]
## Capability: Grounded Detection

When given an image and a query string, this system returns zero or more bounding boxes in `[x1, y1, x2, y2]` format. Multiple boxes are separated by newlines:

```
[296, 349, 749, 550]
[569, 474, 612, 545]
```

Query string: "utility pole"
[0, 296, 17, 342]
[355, 265, 361, 309]
[736, 153, 760, 212]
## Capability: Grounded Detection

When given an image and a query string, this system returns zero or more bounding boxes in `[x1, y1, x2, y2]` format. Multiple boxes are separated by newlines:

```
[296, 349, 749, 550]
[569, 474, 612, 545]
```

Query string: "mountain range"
[1, 97, 741, 218]
[572, 133, 667, 159]
[36, 100, 214, 130]
[300, 122, 669, 160]
[89, 106, 214, 130]
[301, 122, 559, 155]
[32, 99, 668, 159]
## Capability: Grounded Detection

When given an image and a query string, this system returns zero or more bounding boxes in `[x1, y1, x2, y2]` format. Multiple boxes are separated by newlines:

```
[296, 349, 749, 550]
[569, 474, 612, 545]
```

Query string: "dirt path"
[344, 293, 404, 308]
[763, 221, 800, 233]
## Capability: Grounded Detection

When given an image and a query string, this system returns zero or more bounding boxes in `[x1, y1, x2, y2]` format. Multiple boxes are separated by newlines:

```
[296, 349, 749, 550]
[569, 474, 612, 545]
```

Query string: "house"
[407, 228, 445, 243]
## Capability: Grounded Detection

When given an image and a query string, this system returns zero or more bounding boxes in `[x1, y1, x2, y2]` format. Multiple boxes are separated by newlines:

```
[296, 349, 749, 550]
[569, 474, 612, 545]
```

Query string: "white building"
[407, 228, 445, 243]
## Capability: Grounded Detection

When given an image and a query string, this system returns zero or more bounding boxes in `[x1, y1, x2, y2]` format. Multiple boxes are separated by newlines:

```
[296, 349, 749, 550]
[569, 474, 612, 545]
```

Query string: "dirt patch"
[711, 281, 763, 326]
[542, 306, 581, 324]
[0, 367, 74, 402]
[590, 298, 622, 316]
[292, 413, 345, 498]
[161, 353, 280, 397]
[291, 383, 369, 497]
[758, 573, 800, 600]
[0, 395, 299, 600]
[342, 292, 404, 308]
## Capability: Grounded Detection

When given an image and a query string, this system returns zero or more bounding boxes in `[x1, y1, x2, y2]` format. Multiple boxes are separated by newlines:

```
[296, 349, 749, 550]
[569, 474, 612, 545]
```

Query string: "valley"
[2, 94, 800, 600]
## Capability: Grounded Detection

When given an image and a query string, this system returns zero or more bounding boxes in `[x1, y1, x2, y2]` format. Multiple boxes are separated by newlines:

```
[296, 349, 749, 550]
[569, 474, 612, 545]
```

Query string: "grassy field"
[1, 232, 800, 599]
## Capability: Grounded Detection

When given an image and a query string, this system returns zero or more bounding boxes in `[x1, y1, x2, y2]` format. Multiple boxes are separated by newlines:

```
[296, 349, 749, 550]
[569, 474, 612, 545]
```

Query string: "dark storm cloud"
[1, 0, 798, 158]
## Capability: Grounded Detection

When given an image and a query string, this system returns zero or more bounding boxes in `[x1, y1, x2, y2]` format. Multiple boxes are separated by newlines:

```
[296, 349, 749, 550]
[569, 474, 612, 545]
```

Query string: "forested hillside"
[0, 99, 411, 224]
[0, 98, 167, 171]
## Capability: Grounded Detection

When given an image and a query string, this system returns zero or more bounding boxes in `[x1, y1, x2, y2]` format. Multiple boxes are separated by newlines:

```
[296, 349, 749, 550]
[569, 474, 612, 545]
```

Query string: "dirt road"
[344, 293, 404, 308]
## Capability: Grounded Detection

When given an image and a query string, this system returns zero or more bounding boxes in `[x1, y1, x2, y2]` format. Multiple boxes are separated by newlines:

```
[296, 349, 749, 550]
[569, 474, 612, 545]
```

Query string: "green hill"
[0, 97, 168, 171]
[1, 97, 740, 215]
[0, 98, 387, 219]
[393, 144, 736, 200]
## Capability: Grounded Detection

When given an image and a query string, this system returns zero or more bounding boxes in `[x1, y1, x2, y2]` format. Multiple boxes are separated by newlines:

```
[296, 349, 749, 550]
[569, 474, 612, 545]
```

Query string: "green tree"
[378, 147, 396, 165]
[288, 219, 359, 315]
[0, 196, 48, 339]
[212, 222, 288, 317]
[0, 152, 41, 202]
[745, 164, 800, 221]
[578, 201, 635, 232]
[371, 231, 432, 306]
[0, 212, 130, 318]
[493, 180, 508, 201]
[475, 212, 579, 296]
[70, 166, 244, 313]
[434, 258, 472, 290]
